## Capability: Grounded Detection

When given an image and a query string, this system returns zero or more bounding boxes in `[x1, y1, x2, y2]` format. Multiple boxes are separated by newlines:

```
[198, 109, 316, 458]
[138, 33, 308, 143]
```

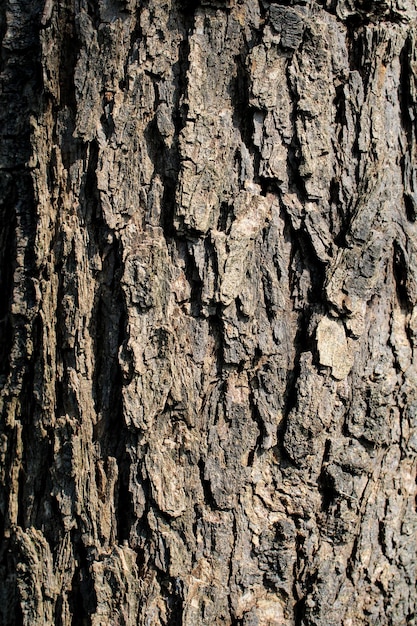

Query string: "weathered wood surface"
[1, 0, 416, 624]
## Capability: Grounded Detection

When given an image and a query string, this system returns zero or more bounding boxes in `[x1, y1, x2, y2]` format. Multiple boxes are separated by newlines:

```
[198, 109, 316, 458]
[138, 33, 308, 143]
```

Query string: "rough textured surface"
[1, 0, 417, 624]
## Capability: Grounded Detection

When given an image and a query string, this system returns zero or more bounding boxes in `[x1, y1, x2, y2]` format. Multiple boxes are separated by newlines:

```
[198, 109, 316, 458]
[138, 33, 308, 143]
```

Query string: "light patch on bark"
[316, 316, 354, 380]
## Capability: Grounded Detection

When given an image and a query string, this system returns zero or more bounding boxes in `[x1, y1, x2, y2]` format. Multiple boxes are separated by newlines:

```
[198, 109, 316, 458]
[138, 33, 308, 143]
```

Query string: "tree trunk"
[1, 0, 416, 624]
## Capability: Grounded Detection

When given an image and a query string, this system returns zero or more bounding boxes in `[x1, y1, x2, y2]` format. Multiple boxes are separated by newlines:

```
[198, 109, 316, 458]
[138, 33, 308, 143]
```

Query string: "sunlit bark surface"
[0, 0, 417, 624]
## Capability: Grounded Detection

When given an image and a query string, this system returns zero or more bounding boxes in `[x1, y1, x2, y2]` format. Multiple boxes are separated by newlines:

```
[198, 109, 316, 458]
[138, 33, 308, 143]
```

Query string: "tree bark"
[1, 0, 416, 624]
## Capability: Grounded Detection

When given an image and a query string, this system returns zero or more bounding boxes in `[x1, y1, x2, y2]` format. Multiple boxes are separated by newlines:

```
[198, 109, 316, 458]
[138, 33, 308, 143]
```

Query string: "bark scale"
[0, 0, 416, 624]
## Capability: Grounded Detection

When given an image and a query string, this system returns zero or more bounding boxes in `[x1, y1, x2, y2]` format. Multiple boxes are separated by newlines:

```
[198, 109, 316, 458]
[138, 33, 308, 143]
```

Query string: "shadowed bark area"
[0, 0, 416, 624]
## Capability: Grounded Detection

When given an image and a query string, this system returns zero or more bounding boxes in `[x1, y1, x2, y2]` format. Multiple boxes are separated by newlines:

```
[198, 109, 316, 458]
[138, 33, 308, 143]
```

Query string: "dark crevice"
[399, 35, 417, 223]
[161, 177, 179, 239]
[295, 233, 327, 300]
[172, 36, 192, 136]
[14, 601, 24, 626]
[230, 50, 255, 149]
[100, 106, 115, 141]
[198, 459, 219, 510]
[0, 178, 16, 382]
[227, 512, 237, 622]
[346, 16, 368, 67]
[208, 307, 225, 377]
[346, 534, 359, 585]
[85, 0, 100, 27]
[81, 139, 136, 545]
[217, 201, 235, 234]
[142, 10, 193, 240]
[318, 440, 334, 512]
[0, 5, 6, 56]
[334, 81, 347, 132]
[84, 139, 123, 430]
[235, 296, 251, 323]
[293, 596, 307, 626]
[378, 519, 386, 556]
[331, 78, 351, 240]
[293, 546, 320, 626]
[181, 240, 203, 316]
[262, 268, 278, 323]
[282, 31, 309, 208]
[286, 135, 308, 202]
[57, 2, 78, 111]
[399, 34, 413, 142]
[393, 241, 411, 312]
[278, 366, 298, 432]
[207, 237, 221, 305]
[33, 441, 55, 536]
[55, 595, 65, 626]
[68, 540, 95, 626]
[333, 3, 407, 31]
[247, 386, 267, 466]
[144, 110, 179, 238]
[346, 23, 369, 86]
[54, 373, 66, 425]
[179, 0, 233, 11]
[116, 449, 135, 543]
[403, 192, 416, 223]
[278, 229, 324, 461]
[279, 359, 299, 446]
[16, 469, 26, 529]
[0, 545, 18, 626]
[162, 576, 184, 626]
[229, 47, 265, 191]
[55, 247, 81, 422]
[16, 334, 40, 530]
[126, 5, 143, 68]
[331, 178, 349, 248]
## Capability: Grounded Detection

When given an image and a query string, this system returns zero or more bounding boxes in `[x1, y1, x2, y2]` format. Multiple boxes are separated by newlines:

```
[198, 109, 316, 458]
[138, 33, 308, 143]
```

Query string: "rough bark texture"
[1, 0, 417, 624]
